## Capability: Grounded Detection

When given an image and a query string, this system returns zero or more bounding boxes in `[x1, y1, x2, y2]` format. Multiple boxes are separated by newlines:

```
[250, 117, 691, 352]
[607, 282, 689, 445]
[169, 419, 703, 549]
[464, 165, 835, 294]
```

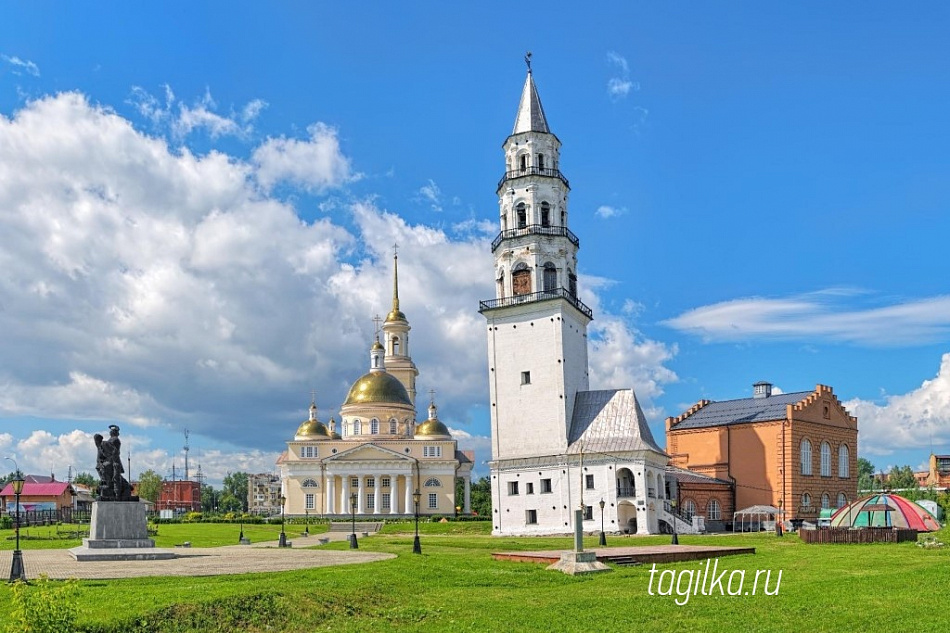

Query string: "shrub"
[5, 576, 80, 633]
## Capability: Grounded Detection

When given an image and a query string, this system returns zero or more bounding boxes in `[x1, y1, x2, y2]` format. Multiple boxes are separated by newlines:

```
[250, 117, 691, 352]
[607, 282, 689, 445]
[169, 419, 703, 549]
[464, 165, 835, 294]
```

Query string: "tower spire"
[512, 59, 549, 134]
[386, 246, 406, 323]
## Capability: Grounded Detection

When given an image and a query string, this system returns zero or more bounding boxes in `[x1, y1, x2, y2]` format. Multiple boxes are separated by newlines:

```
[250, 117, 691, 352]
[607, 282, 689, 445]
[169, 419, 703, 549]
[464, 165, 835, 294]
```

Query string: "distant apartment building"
[915, 454, 950, 490]
[248, 473, 282, 515]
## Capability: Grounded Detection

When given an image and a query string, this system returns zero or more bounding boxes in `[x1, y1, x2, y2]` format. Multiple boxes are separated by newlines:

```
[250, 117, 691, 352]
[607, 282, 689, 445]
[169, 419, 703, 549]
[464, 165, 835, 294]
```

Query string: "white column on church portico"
[341, 476, 349, 515]
[405, 473, 414, 516]
[464, 475, 471, 514]
[327, 475, 335, 514]
[392, 475, 401, 514]
[374, 474, 382, 515]
[357, 476, 366, 514]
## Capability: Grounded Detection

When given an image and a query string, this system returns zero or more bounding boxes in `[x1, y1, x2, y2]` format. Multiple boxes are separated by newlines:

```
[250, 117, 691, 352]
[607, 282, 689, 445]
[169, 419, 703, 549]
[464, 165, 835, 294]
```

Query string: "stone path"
[0, 535, 394, 580]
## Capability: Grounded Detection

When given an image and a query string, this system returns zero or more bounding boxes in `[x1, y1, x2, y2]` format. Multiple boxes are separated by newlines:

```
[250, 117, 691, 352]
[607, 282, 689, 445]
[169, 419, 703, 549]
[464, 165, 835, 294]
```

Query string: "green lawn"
[2, 523, 948, 632]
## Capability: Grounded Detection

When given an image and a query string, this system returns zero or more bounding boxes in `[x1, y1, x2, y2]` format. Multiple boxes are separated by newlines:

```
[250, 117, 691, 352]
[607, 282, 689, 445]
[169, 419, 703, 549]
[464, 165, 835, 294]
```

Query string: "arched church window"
[519, 154, 528, 171]
[516, 203, 527, 229]
[353, 419, 362, 435]
[371, 419, 379, 434]
[540, 202, 551, 227]
[568, 271, 577, 298]
[391, 337, 400, 356]
[561, 209, 566, 226]
[389, 418, 398, 434]
[302, 478, 318, 488]
[537, 154, 545, 170]
[512, 263, 532, 296]
[424, 478, 442, 487]
[543, 263, 557, 292]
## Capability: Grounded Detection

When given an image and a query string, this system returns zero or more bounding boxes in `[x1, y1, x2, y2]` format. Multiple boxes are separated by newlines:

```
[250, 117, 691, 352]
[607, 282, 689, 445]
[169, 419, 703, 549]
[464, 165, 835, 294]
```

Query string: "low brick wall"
[799, 527, 918, 544]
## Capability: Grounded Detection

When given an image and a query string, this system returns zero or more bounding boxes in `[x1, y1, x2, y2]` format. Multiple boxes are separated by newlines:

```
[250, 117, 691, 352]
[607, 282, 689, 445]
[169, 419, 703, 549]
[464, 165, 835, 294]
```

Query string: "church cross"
[372, 314, 383, 335]
[525, 51, 532, 72]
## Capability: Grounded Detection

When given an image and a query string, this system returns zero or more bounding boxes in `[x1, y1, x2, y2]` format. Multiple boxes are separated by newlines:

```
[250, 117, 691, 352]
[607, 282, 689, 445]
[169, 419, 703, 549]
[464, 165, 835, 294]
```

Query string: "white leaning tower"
[481, 61, 673, 537]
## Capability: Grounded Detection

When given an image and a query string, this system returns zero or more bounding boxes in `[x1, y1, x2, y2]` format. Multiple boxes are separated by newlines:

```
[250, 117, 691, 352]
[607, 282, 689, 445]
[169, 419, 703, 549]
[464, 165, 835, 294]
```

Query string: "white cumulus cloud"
[252, 122, 357, 192]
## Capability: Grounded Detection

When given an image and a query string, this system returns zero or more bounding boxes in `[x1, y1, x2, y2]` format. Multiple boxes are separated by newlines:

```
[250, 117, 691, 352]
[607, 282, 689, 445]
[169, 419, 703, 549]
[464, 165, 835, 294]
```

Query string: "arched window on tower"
[568, 271, 577, 298]
[516, 203, 527, 229]
[391, 336, 400, 356]
[537, 154, 545, 170]
[389, 418, 398, 434]
[512, 263, 532, 296]
[540, 202, 551, 227]
[561, 209, 566, 226]
[353, 419, 362, 435]
[371, 419, 379, 434]
[519, 154, 528, 171]
[543, 262, 557, 293]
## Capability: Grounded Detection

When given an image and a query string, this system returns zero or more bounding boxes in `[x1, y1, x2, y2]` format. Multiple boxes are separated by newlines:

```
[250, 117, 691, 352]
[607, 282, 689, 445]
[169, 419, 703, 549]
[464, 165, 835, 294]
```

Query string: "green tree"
[857, 458, 876, 491]
[223, 471, 249, 512]
[72, 471, 97, 493]
[887, 465, 919, 491]
[137, 469, 163, 504]
[463, 476, 491, 517]
[201, 484, 217, 513]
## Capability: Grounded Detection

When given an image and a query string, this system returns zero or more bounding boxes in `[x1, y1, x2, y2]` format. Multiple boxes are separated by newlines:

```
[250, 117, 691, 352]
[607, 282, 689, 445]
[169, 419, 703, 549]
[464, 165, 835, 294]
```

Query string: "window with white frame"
[800, 439, 812, 475]
[802, 492, 812, 508]
[300, 446, 316, 458]
[381, 477, 391, 488]
[428, 493, 438, 509]
[838, 444, 850, 478]
[423, 446, 442, 458]
[305, 494, 314, 510]
[683, 499, 696, 520]
[390, 419, 398, 434]
[821, 493, 830, 509]
[820, 442, 831, 477]
[525, 482, 534, 494]
[424, 477, 441, 487]
[371, 418, 379, 434]
[302, 478, 318, 488]
[353, 419, 362, 435]
[382, 493, 391, 510]
[707, 498, 721, 521]
[367, 494, 374, 510]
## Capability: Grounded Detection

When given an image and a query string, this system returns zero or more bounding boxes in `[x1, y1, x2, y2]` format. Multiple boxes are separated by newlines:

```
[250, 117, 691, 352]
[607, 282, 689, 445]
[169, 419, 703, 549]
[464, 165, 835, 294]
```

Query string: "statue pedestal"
[70, 501, 175, 561]
[546, 550, 611, 576]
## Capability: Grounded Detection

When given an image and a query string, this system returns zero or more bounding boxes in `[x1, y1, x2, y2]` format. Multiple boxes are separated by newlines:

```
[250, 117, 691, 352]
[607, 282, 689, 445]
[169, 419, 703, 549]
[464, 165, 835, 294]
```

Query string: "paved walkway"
[0, 534, 394, 580]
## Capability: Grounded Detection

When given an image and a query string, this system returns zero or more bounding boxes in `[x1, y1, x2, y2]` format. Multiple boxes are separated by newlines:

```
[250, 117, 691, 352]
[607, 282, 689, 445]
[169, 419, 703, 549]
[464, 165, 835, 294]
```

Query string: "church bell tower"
[480, 59, 593, 461]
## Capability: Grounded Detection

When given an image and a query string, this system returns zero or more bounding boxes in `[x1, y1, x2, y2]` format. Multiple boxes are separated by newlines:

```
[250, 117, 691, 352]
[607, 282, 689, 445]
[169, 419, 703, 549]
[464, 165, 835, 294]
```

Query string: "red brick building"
[155, 480, 201, 513]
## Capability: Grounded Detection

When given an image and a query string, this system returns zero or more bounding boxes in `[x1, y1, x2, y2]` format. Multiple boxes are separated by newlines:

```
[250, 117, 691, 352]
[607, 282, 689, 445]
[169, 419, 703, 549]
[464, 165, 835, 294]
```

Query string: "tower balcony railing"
[479, 287, 593, 320]
[497, 166, 570, 190]
[491, 224, 580, 252]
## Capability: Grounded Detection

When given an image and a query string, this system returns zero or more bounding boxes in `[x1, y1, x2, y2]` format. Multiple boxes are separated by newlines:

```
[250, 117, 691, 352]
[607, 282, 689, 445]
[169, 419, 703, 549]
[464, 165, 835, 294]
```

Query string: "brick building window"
[820, 442, 831, 477]
[707, 498, 721, 521]
[838, 444, 850, 478]
[683, 499, 696, 520]
[821, 493, 830, 509]
[800, 439, 812, 475]
[802, 492, 812, 508]
[837, 492, 847, 508]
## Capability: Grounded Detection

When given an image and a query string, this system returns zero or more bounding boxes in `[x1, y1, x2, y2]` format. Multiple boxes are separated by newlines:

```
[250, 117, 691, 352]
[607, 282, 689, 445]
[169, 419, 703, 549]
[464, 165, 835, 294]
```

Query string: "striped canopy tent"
[829, 493, 941, 532]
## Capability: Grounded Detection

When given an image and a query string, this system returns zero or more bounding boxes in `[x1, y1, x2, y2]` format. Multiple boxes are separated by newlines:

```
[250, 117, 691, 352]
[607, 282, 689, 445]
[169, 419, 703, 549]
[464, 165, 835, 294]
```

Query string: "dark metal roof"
[665, 466, 732, 487]
[671, 391, 811, 430]
[567, 389, 665, 455]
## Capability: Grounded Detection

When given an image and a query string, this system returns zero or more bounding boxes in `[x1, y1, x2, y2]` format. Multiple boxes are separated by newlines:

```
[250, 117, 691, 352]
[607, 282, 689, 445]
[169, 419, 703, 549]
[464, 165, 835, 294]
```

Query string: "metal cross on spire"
[429, 388, 436, 404]
[310, 389, 317, 404]
[525, 51, 532, 73]
[372, 314, 383, 335]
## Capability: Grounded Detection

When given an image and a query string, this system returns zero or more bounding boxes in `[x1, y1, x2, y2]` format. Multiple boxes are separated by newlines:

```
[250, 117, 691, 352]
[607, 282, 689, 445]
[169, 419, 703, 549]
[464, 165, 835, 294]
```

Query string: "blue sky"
[1, 3, 949, 484]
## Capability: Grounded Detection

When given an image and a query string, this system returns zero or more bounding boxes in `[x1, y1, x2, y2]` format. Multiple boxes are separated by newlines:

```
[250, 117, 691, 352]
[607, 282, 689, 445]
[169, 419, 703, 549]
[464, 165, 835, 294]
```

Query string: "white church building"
[481, 63, 686, 536]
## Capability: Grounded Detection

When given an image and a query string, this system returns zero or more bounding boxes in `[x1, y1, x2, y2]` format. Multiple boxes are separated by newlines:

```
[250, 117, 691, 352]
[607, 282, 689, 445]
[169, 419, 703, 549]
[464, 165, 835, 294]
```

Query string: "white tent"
[733, 505, 783, 532]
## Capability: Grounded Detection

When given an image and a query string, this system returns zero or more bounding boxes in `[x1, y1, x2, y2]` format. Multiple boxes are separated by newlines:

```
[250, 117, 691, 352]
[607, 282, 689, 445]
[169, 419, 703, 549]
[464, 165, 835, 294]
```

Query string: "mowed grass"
[2, 523, 949, 632]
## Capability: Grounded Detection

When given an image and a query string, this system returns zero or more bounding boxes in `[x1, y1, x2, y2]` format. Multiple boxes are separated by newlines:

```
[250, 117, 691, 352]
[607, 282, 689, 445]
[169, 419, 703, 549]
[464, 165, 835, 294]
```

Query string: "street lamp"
[412, 489, 422, 554]
[278, 495, 288, 548]
[6, 457, 26, 583]
[304, 509, 309, 536]
[349, 492, 358, 549]
[239, 514, 246, 544]
[598, 499, 607, 547]
[670, 498, 679, 545]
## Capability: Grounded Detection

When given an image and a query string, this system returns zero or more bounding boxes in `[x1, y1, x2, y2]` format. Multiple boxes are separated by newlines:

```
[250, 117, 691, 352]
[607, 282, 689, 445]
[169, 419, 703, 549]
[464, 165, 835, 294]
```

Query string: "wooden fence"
[799, 527, 918, 544]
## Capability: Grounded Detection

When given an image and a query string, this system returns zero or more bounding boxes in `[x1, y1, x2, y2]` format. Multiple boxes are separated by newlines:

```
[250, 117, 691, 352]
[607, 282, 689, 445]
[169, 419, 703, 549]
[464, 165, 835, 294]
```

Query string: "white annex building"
[481, 64, 687, 536]
[278, 257, 474, 518]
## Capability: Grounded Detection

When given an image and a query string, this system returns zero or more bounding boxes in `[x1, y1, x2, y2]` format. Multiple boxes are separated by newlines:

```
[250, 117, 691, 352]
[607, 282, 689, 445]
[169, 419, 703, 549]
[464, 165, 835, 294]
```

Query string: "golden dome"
[343, 371, 412, 406]
[372, 339, 384, 350]
[415, 418, 450, 437]
[386, 307, 406, 323]
[295, 419, 329, 439]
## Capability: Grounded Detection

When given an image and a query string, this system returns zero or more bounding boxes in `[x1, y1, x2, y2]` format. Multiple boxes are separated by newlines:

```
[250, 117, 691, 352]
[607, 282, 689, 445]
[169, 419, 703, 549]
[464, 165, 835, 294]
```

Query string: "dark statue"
[95, 425, 137, 501]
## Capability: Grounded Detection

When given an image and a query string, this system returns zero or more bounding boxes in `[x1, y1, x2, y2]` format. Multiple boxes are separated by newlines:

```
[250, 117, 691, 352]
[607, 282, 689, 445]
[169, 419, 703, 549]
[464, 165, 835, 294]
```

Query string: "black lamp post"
[239, 515, 245, 543]
[412, 489, 422, 554]
[670, 498, 679, 545]
[278, 494, 288, 548]
[598, 499, 607, 546]
[349, 492, 358, 549]
[6, 458, 26, 583]
[304, 509, 309, 536]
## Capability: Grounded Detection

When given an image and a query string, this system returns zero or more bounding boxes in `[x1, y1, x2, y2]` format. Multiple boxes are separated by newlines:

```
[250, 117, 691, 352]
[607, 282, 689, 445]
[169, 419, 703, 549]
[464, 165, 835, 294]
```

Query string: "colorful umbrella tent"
[829, 494, 941, 532]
